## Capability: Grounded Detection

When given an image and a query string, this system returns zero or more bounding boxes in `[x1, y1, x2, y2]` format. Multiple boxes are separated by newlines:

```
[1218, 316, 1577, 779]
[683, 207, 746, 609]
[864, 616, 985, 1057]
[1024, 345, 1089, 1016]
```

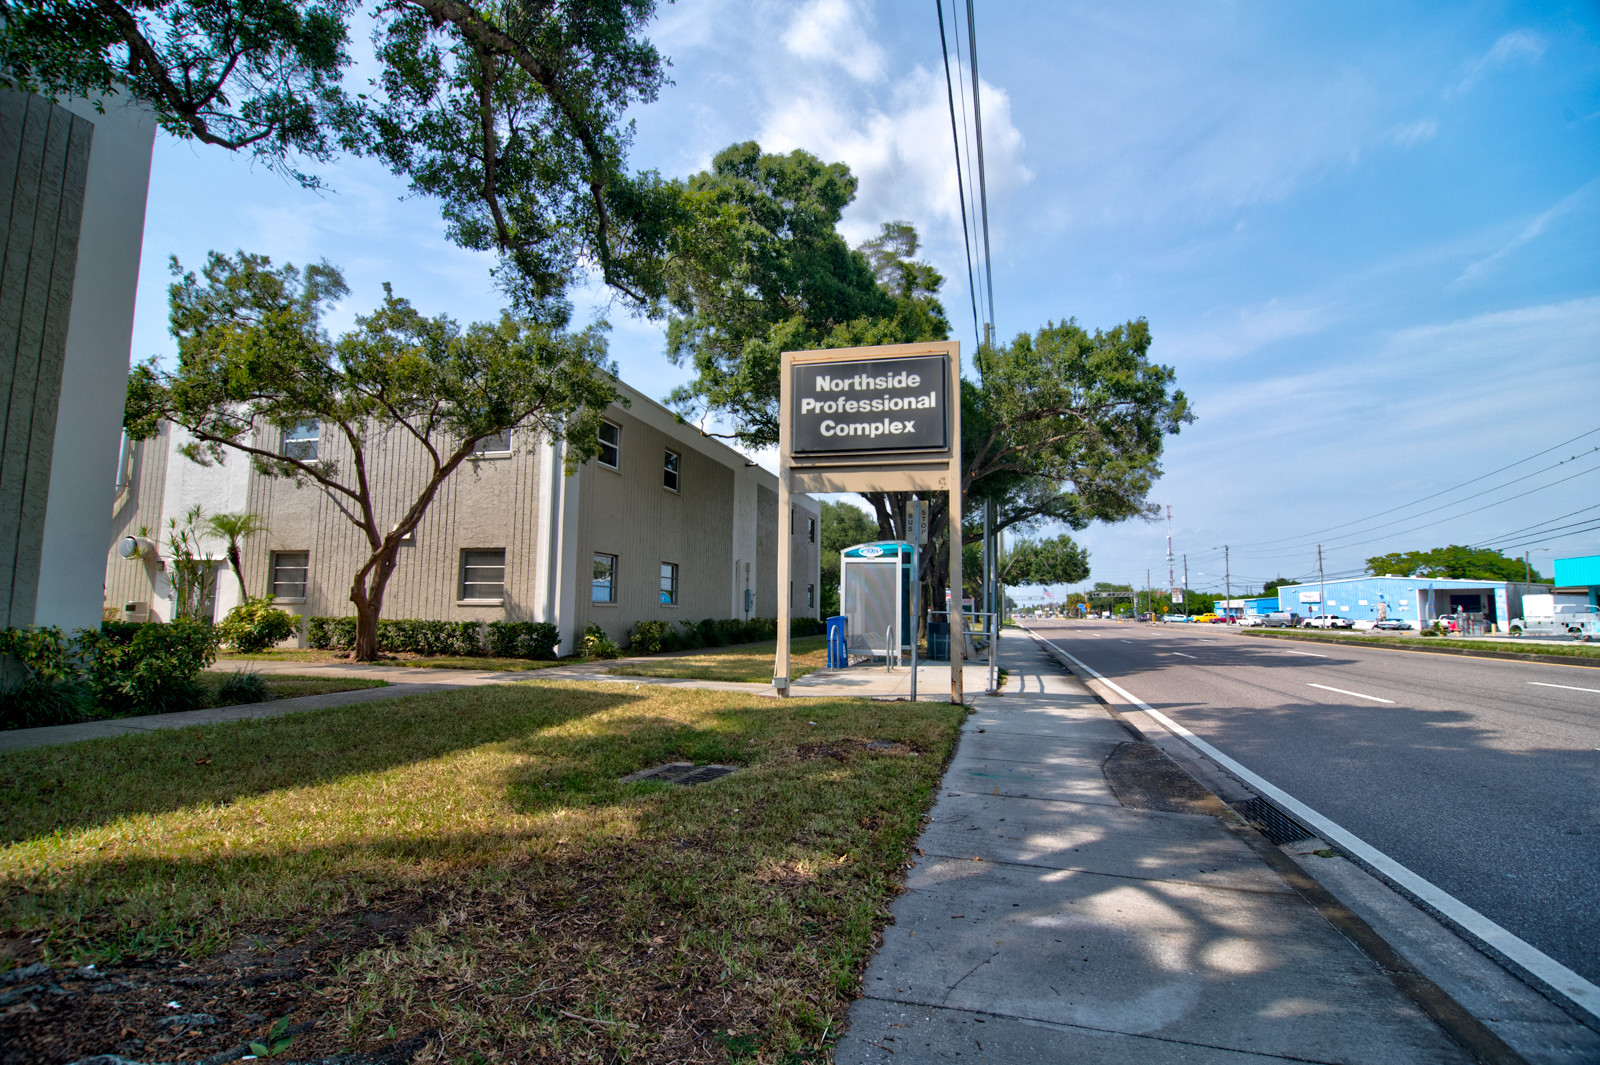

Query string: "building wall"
[240, 420, 548, 624]
[104, 425, 171, 620]
[1274, 576, 1549, 627]
[574, 400, 736, 643]
[1, 91, 92, 629]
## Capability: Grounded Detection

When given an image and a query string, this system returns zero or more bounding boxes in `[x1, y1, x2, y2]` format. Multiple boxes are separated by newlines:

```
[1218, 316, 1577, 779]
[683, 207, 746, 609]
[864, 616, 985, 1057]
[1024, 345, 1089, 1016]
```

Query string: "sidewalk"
[833, 635, 1482, 1064]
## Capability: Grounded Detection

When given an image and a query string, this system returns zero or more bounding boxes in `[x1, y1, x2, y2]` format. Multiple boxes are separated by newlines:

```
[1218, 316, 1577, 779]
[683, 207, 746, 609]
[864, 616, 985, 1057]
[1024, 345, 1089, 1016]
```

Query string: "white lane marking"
[1284, 650, 1327, 658]
[1530, 681, 1600, 695]
[1170, 651, 1197, 659]
[1307, 683, 1395, 704]
[1121, 640, 1133, 643]
[1021, 627, 1600, 1024]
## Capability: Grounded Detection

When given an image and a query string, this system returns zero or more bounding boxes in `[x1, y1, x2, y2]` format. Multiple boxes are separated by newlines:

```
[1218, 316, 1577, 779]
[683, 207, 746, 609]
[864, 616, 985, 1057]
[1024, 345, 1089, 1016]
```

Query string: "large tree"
[0, 0, 675, 306]
[1365, 546, 1543, 583]
[663, 142, 1188, 614]
[125, 250, 618, 659]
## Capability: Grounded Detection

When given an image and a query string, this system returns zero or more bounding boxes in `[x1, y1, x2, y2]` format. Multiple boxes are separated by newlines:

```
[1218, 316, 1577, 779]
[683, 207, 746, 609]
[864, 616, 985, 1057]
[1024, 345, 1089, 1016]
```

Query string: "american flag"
[1043, 587, 1054, 599]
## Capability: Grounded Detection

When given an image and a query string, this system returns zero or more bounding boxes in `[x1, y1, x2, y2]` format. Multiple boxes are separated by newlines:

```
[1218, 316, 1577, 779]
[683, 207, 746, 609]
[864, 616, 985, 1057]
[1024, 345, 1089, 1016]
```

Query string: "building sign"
[791, 355, 948, 454]
[1298, 590, 1321, 603]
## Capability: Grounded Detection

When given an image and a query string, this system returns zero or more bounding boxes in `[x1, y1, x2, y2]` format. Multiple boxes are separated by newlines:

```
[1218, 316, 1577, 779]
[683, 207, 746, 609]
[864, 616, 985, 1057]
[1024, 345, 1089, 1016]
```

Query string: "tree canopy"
[1365, 546, 1544, 583]
[661, 141, 1189, 607]
[125, 250, 618, 658]
[1001, 536, 1091, 588]
[1, 0, 675, 306]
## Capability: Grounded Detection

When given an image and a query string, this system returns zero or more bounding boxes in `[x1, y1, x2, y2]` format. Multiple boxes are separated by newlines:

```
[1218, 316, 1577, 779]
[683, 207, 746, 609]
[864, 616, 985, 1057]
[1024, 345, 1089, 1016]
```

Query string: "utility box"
[840, 542, 915, 664]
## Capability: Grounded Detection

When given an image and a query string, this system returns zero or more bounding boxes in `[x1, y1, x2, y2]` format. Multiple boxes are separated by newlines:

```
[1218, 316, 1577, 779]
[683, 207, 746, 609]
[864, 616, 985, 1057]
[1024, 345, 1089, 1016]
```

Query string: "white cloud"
[758, 66, 1031, 245]
[1167, 299, 1336, 364]
[782, 0, 886, 83]
[1389, 118, 1439, 147]
[1456, 173, 1600, 283]
[1451, 30, 1546, 96]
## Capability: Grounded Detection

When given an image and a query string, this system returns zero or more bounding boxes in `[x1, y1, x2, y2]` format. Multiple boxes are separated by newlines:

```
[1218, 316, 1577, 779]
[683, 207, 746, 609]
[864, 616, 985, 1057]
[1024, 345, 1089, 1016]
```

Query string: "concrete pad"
[920, 792, 1293, 893]
[837, 998, 1300, 1064]
[946, 743, 1124, 807]
[953, 728, 1126, 766]
[865, 859, 1472, 1064]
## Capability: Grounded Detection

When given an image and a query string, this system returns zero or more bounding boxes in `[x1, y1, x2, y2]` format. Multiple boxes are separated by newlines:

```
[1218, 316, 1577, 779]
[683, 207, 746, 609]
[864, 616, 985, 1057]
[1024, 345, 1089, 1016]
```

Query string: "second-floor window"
[271, 552, 309, 599]
[598, 421, 620, 469]
[282, 420, 319, 461]
[663, 449, 680, 492]
[474, 429, 511, 455]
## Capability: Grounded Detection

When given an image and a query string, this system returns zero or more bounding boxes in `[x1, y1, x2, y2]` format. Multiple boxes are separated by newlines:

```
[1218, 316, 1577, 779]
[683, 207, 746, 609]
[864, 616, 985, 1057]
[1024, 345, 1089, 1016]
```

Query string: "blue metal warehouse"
[1272, 575, 1549, 630]
[1553, 554, 1600, 608]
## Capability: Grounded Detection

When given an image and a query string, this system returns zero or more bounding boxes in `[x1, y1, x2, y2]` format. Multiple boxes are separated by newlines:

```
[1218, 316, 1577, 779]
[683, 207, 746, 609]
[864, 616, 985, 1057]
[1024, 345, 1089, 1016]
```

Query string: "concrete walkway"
[833, 635, 1481, 1065]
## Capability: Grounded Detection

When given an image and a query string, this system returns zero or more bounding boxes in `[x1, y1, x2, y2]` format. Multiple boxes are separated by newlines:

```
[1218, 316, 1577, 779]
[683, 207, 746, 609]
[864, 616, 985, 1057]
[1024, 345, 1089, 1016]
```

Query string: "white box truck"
[1509, 594, 1600, 640]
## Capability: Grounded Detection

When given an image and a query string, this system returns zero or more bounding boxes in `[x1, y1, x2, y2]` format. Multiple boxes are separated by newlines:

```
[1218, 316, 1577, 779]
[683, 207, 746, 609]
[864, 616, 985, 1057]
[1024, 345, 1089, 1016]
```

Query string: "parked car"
[1192, 612, 1220, 624]
[1372, 619, 1412, 631]
[1238, 614, 1265, 627]
[1302, 614, 1354, 629]
[1163, 613, 1190, 623]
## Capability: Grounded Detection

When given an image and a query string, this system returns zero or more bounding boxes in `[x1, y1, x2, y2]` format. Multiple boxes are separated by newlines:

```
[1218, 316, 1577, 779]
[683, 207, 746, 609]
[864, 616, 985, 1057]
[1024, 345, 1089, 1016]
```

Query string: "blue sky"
[129, 1, 1600, 600]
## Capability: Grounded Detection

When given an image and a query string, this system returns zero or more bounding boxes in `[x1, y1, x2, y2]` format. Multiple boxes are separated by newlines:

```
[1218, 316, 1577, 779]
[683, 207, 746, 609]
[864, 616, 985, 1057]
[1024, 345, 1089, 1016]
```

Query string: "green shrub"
[0, 625, 90, 730]
[306, 616, 356, 651]
[84, 619, 219, 717]
[677, 619, 705, 650]
[697, 618, 724, 647]
[486, 621, 560, 659]
[218, 597, 298, 653]
[581, 622, 620, 660]
[629, 619, 672, 656]
[213, 669, 270, 705]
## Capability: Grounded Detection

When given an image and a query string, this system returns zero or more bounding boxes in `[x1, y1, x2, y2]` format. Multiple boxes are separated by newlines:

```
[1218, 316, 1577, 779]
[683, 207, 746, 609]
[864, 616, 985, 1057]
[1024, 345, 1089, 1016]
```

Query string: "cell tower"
[1166, 504, 1176, 603]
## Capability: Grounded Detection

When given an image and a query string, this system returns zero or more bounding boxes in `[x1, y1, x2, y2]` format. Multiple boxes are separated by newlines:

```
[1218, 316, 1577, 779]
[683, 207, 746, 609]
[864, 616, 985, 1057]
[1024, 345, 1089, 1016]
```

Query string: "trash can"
[826, 616, 849, 668]
[926, 621, 950, 661]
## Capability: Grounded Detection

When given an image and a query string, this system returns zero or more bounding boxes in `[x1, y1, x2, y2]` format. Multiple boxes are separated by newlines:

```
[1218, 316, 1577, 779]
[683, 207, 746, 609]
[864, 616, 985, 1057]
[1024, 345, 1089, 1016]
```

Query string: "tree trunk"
[349, 547, 401, 662]
[227, 544, 249, 599]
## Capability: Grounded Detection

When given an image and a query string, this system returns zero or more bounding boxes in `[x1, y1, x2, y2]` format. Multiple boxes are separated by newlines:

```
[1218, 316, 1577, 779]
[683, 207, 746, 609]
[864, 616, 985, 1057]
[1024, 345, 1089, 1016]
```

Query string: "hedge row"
[627, 615, 826, 655]
[304, 615, 826, 659]
[305, 618, 559, 659]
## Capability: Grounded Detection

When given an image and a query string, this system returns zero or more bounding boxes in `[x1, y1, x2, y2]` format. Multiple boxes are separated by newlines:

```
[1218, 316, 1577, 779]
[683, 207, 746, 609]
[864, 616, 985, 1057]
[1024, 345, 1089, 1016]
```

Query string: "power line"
[1472, 502, 1600, 549]
[963, 0, 997, 341]
[1227, 425, 1600, 552]
[934, 0, 982, 355]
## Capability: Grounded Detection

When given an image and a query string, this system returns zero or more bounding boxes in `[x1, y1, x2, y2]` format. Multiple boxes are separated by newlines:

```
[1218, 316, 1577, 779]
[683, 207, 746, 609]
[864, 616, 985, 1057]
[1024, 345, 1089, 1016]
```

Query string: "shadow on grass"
[0, 683, 647, 846]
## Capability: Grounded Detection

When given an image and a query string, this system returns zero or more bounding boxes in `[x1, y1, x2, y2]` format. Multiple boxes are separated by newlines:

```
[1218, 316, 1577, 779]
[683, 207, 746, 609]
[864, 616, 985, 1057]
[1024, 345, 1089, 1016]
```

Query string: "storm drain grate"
[1231, 797, 1314, 846]
[620, 762, 738, 786]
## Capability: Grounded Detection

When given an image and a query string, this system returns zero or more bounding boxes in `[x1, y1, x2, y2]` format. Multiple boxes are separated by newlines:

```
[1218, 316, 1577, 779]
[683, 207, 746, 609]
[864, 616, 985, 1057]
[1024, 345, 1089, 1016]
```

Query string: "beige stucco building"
[105, 380, 821, 654]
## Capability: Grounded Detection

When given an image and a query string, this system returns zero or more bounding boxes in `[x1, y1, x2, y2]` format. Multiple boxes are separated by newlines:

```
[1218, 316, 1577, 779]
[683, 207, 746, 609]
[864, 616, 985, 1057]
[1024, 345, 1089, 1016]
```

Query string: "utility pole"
[1166, 505, 1175, 605]
[1183, 553, 1189, 612]
[1318, 545, 1326, 614]
[1524, 550, 1531, 583]
[1146, 568, 1151, 617]
[1225, 545, 1231, 618]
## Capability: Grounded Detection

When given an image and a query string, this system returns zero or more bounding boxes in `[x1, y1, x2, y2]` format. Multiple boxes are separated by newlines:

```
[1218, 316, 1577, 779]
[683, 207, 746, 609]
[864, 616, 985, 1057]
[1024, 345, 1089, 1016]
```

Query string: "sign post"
[776, 342, 963, 703]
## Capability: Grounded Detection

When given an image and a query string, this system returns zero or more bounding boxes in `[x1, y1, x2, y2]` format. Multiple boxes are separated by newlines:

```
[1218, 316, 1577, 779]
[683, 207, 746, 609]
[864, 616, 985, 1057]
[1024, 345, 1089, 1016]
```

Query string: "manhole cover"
[620, 762, 738, 786]
[1231, 797, 1314, 845]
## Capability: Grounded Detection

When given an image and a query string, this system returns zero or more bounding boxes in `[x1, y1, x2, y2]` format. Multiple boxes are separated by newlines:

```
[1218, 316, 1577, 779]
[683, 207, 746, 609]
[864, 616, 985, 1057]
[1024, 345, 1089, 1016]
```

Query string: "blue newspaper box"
[826, 616, 849, 668]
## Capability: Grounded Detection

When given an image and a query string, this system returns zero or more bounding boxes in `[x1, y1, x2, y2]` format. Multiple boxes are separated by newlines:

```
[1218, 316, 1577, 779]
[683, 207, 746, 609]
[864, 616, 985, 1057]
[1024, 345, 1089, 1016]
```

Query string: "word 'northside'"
[814, 372, 922, 392]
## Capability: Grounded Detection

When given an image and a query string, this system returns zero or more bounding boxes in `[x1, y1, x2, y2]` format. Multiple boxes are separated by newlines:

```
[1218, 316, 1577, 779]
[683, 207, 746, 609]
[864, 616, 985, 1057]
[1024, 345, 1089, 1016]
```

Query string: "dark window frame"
[660, 562, 679, 606]
[593, 552, 618, 604]
[459, 548, 507, 602]
[663, 448, 681, 492]
[282, 420, 319, 461]
[271, 551, 309, 601]
[597, 420, 621, 470]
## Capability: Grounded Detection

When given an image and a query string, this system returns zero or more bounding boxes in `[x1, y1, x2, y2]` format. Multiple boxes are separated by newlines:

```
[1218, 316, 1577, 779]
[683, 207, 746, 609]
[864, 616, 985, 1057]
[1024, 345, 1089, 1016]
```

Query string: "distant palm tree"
[204, 512, 269, 599]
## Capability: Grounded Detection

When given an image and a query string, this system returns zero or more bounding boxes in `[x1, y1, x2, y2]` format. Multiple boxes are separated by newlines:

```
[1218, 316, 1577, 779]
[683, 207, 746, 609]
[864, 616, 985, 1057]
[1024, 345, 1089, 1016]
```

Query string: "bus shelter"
[839, 541, 915, 665]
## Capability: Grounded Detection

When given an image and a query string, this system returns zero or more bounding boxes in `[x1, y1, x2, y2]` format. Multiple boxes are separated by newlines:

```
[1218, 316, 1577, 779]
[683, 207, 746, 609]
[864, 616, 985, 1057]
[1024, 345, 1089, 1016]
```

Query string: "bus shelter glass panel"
[840, 542, 914, 662]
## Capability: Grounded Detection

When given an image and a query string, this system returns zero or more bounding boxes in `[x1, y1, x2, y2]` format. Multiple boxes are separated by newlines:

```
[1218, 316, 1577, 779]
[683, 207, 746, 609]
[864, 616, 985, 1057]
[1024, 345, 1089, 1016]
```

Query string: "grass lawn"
[0, 680, 963, 1063]
[1238, 629, 1600, 659]
[201, 672, 390, 704]
[605, 636, 829, 684]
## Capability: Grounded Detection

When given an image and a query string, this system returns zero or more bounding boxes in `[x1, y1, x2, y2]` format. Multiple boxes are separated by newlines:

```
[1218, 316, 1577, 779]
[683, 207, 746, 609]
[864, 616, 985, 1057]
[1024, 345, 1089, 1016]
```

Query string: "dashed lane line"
[1307, 683, 1395, 704]
[1170, 652, 1197, 659]
[1023, 627, 1600, 1025]
[1284, 650, 1327, 657]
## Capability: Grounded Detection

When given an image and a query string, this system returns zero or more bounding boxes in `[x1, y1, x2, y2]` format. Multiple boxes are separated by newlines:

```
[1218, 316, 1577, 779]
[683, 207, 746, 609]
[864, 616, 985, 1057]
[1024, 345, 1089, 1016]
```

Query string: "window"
[460, 549, 506, 601]
[807, 516, 816, 543]
[598, 420, 620, 469]
[474, 429, 511, 455]
[593, 553, 617, 603]
[271, 552, 309, 600]
[282, 420, 319, 461]
[660, 562, 678, 605]
[807, 583, 815, 608]
[663, 448, 680, 492]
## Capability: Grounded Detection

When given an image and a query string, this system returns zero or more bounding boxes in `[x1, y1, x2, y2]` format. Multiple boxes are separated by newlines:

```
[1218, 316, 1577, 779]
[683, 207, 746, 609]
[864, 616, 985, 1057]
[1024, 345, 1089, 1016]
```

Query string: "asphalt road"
[1024, 619, 1600, 986]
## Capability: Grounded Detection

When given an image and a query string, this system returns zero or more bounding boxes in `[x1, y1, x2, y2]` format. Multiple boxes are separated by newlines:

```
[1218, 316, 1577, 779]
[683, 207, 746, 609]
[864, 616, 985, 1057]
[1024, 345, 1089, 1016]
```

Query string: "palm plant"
[204, 512, 269, 599]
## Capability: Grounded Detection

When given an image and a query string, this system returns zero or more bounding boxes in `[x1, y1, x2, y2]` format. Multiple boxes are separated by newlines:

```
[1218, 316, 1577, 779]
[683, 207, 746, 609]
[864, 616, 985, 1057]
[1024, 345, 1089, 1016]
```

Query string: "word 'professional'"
[790, 355, 948, 454]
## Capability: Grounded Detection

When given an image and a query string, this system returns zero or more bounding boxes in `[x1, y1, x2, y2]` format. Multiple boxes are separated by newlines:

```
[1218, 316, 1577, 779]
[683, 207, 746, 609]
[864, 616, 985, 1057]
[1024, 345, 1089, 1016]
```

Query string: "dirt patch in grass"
[606, 636, 829, 684]
[0, 681, 963, 1062]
